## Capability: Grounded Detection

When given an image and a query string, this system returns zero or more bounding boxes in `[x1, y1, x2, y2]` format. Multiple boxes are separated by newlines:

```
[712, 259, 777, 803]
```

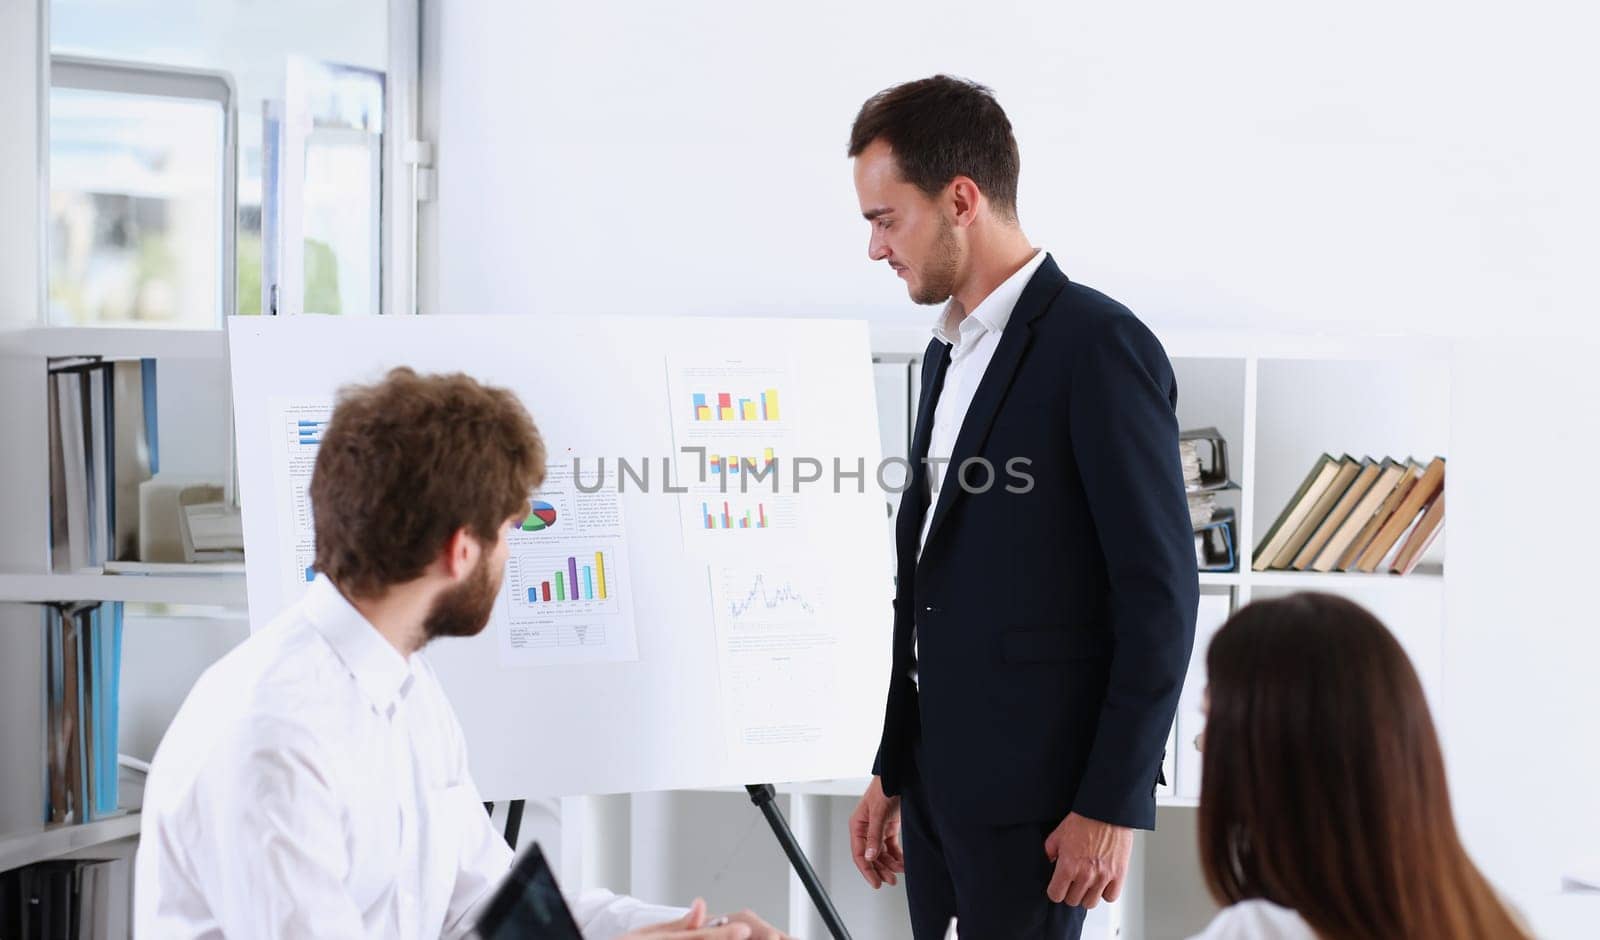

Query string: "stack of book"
[0, 855, 131, 938]
[44, 603, 124, 826]
[47, 358, 159, 572]
[1253, 456, 1445, 574]
[1182, 428, 1241, 572]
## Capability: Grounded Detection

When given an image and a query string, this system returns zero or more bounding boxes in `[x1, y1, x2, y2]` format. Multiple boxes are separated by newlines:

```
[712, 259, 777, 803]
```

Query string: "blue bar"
[527, 587, 538, 604]
[584, 566, 594, 600]
[303, 565, 315, 582]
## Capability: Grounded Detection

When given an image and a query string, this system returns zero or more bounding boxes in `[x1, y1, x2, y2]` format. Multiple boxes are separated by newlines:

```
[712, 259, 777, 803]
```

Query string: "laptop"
[473, 843, 584, 940]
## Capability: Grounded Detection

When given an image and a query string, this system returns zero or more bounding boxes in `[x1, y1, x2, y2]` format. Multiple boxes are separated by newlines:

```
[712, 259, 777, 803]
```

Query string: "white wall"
[422, 0, 1600, 929]
[428, 0, 1599, 340]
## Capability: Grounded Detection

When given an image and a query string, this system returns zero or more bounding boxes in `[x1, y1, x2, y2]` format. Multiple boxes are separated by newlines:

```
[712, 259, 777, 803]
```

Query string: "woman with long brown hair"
[1188, 592, 1528, 939]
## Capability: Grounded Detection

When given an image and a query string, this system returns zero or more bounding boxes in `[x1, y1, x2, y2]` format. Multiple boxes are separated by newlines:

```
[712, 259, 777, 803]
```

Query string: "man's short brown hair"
[310, 367, 546, 599]
[848, 74, 1021, 220]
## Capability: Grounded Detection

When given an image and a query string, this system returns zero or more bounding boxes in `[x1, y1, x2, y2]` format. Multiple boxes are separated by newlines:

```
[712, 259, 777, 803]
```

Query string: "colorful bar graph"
[709, 448, 776, 475]
[527, 553, 611, 603]
[689, 388, 784, 422]
[700, 501, 770, 530]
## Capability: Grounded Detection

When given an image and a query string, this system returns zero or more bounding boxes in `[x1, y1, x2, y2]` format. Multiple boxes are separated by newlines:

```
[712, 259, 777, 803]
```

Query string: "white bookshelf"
[0, 326, 225, 361]
[0, 813, 142, 874]
[0, 573, 247, 607]
[0, 324, 238, 876]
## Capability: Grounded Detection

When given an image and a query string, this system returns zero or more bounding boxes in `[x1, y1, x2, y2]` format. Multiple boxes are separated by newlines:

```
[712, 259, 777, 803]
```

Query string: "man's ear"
[948, 176, 983, 228]
[440, 527, 479, 580]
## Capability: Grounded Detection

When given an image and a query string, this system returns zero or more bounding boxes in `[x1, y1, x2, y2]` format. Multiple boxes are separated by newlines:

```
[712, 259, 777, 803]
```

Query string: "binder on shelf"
[1195, 508, 1238, 573]
[43, 602, 124, 825]
[46, 357, 159, 572]
[1179, 427, 1240, 494]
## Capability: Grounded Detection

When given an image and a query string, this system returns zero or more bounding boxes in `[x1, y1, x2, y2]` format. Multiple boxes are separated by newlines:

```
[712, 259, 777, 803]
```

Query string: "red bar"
[723, 501, 731, 528]
[541, 582, 551, 602]
[758, 504, 767, 527]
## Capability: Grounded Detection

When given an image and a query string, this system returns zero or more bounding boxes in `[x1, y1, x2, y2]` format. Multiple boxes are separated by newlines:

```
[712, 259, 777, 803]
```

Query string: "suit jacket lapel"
[918, 258, 1068, 560]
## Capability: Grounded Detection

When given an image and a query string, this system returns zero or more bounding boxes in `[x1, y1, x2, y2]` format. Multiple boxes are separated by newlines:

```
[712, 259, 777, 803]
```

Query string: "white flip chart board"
[229, 314, 893, 799]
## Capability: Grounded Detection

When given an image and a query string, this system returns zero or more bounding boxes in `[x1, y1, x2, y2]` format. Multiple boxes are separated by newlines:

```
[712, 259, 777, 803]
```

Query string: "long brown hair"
[1199, 593, 1527, 940]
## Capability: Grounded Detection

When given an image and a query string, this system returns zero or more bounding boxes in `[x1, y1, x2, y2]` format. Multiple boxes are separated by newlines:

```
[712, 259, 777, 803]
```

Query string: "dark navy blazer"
[874, 256, 1199, 829]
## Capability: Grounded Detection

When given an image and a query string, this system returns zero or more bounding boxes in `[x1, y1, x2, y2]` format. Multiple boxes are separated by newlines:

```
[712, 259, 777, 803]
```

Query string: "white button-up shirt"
[135, 575, 682, 939]
[918, 248, 1049, 556]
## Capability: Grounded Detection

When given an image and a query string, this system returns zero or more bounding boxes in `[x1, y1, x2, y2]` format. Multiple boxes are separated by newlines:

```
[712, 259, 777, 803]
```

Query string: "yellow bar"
[720, 406, 734, 421]
[765, 388, 780, 421]
[742, 401, 757, 420]
[763, 447, 774, 466]
[595, 551, 607, 600]
[695, 405, 711, 421]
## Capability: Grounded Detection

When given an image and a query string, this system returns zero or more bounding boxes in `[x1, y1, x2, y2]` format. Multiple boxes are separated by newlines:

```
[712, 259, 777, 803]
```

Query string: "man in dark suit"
[845, 75, 1199, 939]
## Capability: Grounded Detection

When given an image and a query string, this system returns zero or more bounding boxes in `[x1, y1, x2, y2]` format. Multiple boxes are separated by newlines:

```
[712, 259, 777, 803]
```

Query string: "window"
[48, 0, 393, 322]
[49, 57, 235, 327]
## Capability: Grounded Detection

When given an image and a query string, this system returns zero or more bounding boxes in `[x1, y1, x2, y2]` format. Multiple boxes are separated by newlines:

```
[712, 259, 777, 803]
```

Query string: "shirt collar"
[303, 574, 416, 714]
[931, 248, 1050, 347]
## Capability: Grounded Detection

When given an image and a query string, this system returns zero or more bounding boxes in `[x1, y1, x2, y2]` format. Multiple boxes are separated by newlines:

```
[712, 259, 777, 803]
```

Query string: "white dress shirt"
[1186, 900, 1317, 939]
[135, 575, 683, 939]
[918, 248, 1050, 556]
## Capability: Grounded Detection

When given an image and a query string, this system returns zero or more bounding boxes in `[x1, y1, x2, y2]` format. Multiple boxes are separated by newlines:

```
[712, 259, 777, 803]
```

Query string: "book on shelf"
[1256, 454, 1445, 576]
[43, 603, 123, 826]
[1252, 455, 1343, 571]
[1266, 456, 1362, 570]
[0, 854, 131, 939]
[1354, 457, 1445, 573]
[46, 358, 159, 573]
[1312, 458, 1408, 572]
[1336, 460, 1423, 571]
[1391, 492, 1445, 575]
[1290, 457, 1380, 570]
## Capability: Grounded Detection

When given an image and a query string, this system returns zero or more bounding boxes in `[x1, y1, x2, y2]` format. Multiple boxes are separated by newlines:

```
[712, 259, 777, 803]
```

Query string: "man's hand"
[848, 776, 905, 889]
[717, 908, 792, 939]
[620, 898, 754, 939]
[1043, 812, 1132, 909]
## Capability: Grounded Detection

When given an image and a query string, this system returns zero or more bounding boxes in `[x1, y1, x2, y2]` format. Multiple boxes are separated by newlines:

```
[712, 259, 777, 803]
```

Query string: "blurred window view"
[49, 78, 228, 327]
[48, 0, 389, 325]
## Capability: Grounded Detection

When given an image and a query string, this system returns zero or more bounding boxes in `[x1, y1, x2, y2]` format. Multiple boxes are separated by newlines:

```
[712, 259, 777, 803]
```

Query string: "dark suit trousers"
[901, 731, 1088, 940]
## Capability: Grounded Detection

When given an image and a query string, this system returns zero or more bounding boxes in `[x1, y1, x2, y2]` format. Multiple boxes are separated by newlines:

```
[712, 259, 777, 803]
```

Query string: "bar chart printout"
[498, 460, 638, 666]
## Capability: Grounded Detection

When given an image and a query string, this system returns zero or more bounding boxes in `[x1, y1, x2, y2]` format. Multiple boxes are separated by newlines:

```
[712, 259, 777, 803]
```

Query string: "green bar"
[555, 571, 566, 601]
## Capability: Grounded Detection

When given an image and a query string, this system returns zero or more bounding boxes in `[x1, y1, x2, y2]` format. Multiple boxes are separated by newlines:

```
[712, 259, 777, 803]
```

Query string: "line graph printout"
[709, 564, 838, 757]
